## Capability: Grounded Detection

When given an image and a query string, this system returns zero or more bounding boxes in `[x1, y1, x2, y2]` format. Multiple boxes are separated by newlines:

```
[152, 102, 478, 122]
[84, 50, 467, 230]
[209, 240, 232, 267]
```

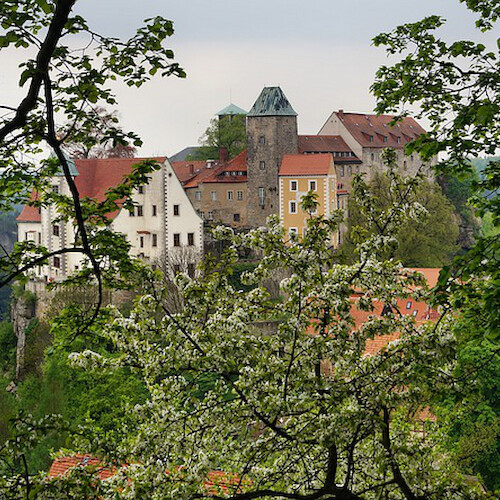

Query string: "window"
[211, 191, 217, 201]
[237, 191, 243, 200]
[383, 136, 388, 143]
[129, 209, 135, 217]
[52, 185, 59, 194]
[406, 301, 412, 310]
[355, 165, 360, 174]
[397, 136, 401, 144]
[289, 201, 297, 214]
[195, 191, 201, 201]
[152, 234, 157, 247]
[348, 166, 352, 176]
[339, 166, 345, 177]
[234, 213, 240, 222]
[187, 263, 195, 278]
[290, 180, 298, 191]
[412, 310, 418, 317]
[369, 135, 374, 142]
[52, 224, 60, 237]
[289, 228, 298, 237]
[173, 204, 180, 216]
[173, 233, 181, 247]
[140, 236, 144, 248]
[227, 190, 233, 200]
[403, 160, 407, 169]
[152, 205, 157, 216]
[137, 205, 143, 216]
[258, 187, 265, 207]
[259, 161, 266, 170]
[138, 186, 144, 194]
[410, 155, 414, 161]
[259, 135, 266, 145]
[53, 256, 61, 268]
[309, 180, 317, 192]
[208, 211, 213, 220]
[200, 211, 205, 220]
[38, 232, 41, 244]
[371, 153, 375, 161]
[188, 232, 194, 246]
[173, 265, 181, 274]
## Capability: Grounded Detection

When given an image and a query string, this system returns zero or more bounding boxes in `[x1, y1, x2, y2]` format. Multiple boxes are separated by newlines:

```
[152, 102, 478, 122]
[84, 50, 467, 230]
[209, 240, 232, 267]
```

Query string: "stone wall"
[246, 115, 298, 227]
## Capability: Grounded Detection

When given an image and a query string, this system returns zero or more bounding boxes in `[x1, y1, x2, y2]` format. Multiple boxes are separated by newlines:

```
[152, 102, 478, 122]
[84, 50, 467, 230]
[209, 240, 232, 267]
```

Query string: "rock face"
[11, 294, 36, 380]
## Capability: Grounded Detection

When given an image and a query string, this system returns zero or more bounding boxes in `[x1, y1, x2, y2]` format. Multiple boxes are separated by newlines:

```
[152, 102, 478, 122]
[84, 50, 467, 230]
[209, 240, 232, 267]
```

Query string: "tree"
[372, 0, 499, 491]
[60, 106, 137, 159]
[345, 162, 460, 267]
[191, 114, 247, 161]
[0, 0, 185, 491]
[0, 0, 186, 327]
[2, 175, 487, 498]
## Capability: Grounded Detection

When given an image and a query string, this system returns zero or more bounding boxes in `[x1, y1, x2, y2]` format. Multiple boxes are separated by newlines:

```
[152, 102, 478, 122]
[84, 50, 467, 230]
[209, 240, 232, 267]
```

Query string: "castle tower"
[246, 87, 298, 227]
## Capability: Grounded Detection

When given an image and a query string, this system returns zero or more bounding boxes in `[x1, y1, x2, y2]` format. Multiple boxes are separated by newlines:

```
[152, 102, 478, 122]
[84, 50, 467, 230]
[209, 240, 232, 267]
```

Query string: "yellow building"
[279, 153, 338, 242]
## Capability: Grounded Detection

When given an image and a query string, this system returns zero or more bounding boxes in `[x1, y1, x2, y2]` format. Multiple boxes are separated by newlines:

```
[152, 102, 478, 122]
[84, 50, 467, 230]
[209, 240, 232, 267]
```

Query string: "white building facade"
[17, 157, 203, 282]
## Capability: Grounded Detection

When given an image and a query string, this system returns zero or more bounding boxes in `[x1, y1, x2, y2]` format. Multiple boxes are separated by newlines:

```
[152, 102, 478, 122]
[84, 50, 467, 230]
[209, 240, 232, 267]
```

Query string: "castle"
[16, 86, 431, 281]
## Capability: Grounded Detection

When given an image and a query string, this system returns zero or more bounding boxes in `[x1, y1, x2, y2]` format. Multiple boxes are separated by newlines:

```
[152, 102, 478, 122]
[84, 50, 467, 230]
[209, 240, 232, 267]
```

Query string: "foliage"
[372, 0, 499, 492]
[1, 180, 487, 498]
[346, 159, 460, 267]
[190, 115, 247, 161]
[60, 106, 137, 159]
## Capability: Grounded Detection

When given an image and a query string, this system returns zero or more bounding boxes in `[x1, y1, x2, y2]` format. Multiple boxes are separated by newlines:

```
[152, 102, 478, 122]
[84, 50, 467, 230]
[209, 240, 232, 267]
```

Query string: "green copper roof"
[247, 87, 297, 117]
[216, 103, 247, 116]
[51, 152, 79, 177]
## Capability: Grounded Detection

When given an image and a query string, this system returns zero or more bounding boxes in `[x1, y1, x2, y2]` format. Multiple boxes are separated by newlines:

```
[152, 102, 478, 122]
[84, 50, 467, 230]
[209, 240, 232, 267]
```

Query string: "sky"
[0, 0, 493, 157]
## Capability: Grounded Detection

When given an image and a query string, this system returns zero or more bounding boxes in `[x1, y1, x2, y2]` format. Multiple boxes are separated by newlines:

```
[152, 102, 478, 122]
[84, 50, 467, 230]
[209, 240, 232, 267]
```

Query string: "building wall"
[279, 166, 337, 242]
[319, 113, 434, 178]
[19, 159, 203, 282]
[247, 115, 298, 227]
[186, 182, 248, 228]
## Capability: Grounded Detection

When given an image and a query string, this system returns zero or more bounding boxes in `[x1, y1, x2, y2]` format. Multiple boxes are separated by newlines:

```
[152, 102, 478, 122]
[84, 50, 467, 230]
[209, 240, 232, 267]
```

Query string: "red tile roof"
[298, 135, 352, 153]
[335, 111, 426, 149]
[49, 454, 117, 481]
[183, 150, 248, 188]
[171, 160, 210, 184]
[17, 192, 41, 222]
[17, 157, 166, 222]
[49, 455, 250, 494]
[279, 153, 333, 176]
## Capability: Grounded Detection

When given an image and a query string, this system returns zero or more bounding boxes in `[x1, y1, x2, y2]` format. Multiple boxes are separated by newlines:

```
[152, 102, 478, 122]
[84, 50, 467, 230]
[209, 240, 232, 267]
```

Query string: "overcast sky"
[1, 0, 493, 157]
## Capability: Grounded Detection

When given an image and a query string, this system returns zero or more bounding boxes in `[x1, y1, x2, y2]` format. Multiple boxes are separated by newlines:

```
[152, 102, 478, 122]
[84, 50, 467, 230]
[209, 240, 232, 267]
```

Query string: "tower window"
[137, 205, 143, 216]
[52, 224, 60, 237]
[258, 187, 265, 207]
[138, 186, 144, 194]
[173, 204, 180, 216]
[53, 256, 61, 268]
[188, 232, 195, 246]
[259, 161, 266, 171]
[289, 201, 297, 214]
[309, 180, 317, 192]
[152, 234, 157, 247]
[173, 233, 181, 247]
[140, 236, 144, 248]
[259, 135, 266, 145]
[290, 180, 297, 192]
[152, 205, 157, 216]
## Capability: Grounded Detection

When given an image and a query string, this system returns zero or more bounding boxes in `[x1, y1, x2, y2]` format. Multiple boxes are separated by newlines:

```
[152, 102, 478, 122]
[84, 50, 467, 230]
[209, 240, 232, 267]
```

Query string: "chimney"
[219, 147, 228, 163]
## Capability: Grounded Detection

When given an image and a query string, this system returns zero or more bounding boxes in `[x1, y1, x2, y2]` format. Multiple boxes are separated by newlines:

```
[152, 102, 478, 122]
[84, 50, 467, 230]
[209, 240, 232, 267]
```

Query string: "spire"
[247, 87, 297, 117]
